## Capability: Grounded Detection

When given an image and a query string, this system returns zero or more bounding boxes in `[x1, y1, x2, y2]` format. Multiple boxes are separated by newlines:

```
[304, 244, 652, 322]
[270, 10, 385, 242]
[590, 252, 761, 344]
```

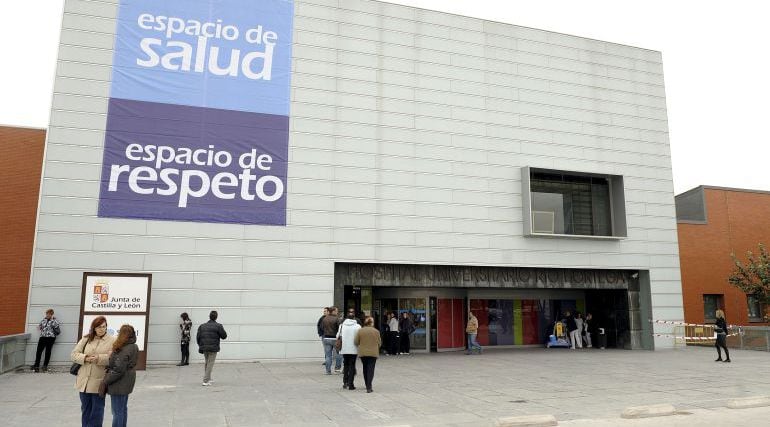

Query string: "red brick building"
[0, 126, 45, 336]
[676, 186, 770, 326]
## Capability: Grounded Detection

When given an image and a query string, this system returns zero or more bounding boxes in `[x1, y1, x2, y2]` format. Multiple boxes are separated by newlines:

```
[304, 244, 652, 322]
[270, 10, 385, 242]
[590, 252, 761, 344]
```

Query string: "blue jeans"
[322, 338, 334, 373]
[110, 394, 129, 427]
[79, 392, 105, 427]
[467, 333, 482, 352]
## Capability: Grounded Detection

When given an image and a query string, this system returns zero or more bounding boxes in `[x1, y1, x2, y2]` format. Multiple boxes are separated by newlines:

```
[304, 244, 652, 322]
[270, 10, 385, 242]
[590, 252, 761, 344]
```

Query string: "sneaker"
[202, 382, 211, 386]
[334, 368, 341, 373]
[403, 352, 410, 355]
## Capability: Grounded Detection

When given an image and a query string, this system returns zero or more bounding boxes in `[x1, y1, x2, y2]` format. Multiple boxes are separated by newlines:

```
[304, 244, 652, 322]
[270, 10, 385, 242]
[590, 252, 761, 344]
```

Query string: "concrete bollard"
[495, 414, 558, 426]
[621, 403, 676, 418]
[727, 396, 770, 409]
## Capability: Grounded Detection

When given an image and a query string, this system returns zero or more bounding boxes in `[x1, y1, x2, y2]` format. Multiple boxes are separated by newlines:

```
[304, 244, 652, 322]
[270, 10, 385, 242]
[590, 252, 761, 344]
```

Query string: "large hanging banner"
[98, 0, 294, 225]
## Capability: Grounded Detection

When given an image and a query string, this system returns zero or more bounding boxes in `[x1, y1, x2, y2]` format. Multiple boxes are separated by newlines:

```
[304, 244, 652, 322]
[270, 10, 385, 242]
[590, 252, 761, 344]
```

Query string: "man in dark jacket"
[320, 307, 341, 374]
[197, 310, 227, 386]
[398, 312, 415, 355]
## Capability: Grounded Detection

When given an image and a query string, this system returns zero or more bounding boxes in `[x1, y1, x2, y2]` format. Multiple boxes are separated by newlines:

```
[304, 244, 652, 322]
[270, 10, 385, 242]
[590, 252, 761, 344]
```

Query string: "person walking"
[387, 312, 400, 355]
[398, 312, 414, 355]
[317, 307, 329, 365]
[714, 309, 731, 362]
[197, 310, 227, 386]
[32, 308, 61, 372]
[466, 311, 482, 354]
[104, 325, 139, 427]
[177, 312, 192, 366]
[338, 309, 362, 390]
[355, 316, 381, 393]
[71, 315, 115, 427]
[331, 307, 343, 372]
[320, 307, 341, 374]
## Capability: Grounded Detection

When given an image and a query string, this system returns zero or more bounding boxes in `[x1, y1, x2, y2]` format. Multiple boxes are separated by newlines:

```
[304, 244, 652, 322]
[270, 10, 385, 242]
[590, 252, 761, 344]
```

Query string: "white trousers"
[570, 330, 583, 349]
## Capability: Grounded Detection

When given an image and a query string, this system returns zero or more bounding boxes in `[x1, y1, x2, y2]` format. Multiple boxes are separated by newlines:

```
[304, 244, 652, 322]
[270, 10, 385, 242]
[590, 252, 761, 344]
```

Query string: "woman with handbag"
[104, 324, 140, 427]
[354, 316, 381, 393]
[714, 309, 731, 363]
[71, 316, 115, 427]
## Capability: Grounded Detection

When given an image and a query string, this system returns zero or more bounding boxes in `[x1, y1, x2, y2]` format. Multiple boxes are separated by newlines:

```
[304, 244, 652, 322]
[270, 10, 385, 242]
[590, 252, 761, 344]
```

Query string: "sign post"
[79, 273, 152, 370]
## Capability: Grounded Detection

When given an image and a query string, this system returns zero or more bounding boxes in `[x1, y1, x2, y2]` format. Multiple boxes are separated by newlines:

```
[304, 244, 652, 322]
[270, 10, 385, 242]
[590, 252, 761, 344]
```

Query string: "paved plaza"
[1, 346, 768, 426]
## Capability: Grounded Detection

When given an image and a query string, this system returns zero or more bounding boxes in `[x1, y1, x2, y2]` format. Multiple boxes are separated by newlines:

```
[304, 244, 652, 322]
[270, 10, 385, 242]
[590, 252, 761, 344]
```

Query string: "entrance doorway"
[376, 297, 428, 352]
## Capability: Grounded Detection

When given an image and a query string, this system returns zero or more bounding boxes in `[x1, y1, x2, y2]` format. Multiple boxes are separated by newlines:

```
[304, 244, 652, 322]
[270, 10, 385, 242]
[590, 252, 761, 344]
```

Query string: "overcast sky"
[1, 0, 768, 194]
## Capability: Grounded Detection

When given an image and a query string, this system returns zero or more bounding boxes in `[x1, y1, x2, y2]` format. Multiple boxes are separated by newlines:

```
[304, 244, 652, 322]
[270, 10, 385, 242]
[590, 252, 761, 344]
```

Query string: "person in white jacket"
[337, 309, 362, 390]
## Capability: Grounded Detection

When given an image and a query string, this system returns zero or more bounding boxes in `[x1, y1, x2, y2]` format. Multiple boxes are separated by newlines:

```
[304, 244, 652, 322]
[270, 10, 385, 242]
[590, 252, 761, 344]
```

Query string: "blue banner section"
[111, 0, 294, 116]
[99, 0, 293, 225]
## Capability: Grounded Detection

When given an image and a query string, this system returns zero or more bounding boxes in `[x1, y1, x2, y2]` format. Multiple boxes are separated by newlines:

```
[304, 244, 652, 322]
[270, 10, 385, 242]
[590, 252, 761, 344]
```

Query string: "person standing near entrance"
[714, 309, 731, 362]
[32, 308, 60, 372]
[583, 313, 593, 348]
[338, 309, 361, 390]
[398, 312, 414, 354]
[466, 311, 482, 354]
[177, 312, 192, 366]
[387, 312, 400, 355]
[197, 310, 227, 386]
[355, 316, 381, 393]
[321, 307, 341, 374]
[573, 312, 584, 349]
[317, 307, 329, 365]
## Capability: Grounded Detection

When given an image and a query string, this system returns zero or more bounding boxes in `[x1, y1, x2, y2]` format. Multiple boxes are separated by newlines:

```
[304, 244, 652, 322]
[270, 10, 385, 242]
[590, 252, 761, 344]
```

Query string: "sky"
[1, 0, 768, 194]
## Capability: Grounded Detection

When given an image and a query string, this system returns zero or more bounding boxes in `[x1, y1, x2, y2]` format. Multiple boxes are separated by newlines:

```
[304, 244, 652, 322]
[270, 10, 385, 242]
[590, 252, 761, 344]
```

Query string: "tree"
[728, 244, 770, 319]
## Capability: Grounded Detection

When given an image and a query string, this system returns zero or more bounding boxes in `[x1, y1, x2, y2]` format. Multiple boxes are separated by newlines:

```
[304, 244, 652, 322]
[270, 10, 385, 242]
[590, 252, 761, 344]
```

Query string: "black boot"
[714, 357, 722, 361]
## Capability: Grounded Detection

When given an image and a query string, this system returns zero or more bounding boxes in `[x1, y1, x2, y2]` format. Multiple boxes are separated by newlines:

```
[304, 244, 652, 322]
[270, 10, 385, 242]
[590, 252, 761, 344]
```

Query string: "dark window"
[747, 295, 764, 322]
[530, 172, 612, 236]
[703, 294, 722, 323]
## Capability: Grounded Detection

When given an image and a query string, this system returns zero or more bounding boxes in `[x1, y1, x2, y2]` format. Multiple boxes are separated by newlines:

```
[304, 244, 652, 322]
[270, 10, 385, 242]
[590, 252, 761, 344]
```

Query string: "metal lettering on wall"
[335, 263, 630, 289]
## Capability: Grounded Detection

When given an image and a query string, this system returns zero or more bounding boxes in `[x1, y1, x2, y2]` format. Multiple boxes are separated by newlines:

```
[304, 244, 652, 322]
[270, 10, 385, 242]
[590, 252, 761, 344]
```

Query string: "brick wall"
[678, 187, 770, 326]
[0, 126, 45, 335]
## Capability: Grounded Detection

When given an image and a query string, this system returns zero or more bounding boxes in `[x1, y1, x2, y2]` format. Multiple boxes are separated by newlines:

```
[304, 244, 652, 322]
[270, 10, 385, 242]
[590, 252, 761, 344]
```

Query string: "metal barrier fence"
[677, 325, 770, 351]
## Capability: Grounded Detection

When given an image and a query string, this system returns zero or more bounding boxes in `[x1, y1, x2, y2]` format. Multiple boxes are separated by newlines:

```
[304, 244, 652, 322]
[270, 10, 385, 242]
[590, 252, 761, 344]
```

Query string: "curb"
[495, 414, 558, 426]
[620, 403, 676, 419]
[727, 396, 770, 409]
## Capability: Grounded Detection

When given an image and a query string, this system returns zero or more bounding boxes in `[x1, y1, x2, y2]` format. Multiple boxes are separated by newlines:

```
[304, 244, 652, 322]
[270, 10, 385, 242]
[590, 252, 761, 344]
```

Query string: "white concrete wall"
[28, 0, 683, 363]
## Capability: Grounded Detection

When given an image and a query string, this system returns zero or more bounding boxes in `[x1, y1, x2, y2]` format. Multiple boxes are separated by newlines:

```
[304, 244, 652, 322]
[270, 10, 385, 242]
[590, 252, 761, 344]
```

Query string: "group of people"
[32, 304, 736, 426]
[383, 311, 415, 355]
[318, 306, 382, 392]
[562, 310, 593, 349]
[71, 316, 139, 427]
[65, 310, 227, 426]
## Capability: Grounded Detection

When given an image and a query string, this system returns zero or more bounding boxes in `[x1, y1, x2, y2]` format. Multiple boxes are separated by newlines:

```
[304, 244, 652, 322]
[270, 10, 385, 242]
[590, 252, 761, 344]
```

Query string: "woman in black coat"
[104, 324, 139, 427]
[714, 309, 730, 362]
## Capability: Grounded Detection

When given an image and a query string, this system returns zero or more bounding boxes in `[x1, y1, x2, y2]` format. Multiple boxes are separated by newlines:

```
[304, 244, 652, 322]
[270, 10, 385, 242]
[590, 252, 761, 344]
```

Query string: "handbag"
[335, 336, 342, 352]
[98, 379, 108, 398]
[70, 338, 87, 376]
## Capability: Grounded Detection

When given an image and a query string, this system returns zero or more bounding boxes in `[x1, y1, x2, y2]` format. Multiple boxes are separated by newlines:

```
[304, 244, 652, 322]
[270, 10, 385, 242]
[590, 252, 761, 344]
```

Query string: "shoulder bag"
[70, 338, 87, 376]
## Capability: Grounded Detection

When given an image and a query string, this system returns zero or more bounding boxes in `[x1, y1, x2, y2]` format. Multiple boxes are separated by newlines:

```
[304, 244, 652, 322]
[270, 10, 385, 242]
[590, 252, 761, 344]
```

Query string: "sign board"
[79, 273, 152, 369]
[84, 275, 149, 312]
[82, 315, 147, 351]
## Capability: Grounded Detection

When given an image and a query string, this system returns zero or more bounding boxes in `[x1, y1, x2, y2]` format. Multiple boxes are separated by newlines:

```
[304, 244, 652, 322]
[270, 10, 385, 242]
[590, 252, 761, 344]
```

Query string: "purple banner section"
[98, 98, 288, 225]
